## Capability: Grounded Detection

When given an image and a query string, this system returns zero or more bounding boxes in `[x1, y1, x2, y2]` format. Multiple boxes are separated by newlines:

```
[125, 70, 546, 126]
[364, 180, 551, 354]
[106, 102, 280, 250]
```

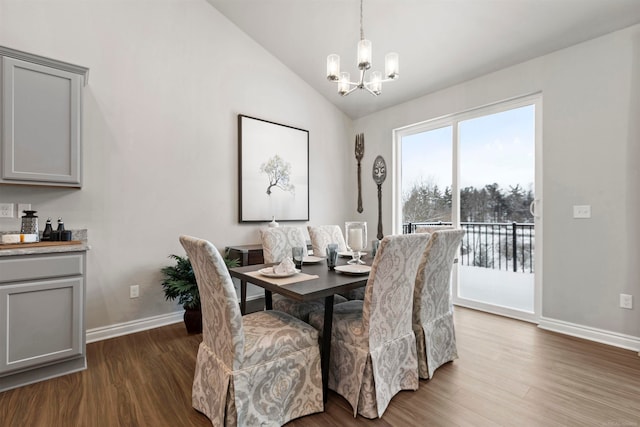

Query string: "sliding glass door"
[393, 95, 542, 322]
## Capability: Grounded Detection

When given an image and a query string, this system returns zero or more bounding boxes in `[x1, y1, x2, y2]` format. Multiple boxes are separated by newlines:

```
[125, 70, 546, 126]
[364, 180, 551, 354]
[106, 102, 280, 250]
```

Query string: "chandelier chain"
[360, 0, 364, 41]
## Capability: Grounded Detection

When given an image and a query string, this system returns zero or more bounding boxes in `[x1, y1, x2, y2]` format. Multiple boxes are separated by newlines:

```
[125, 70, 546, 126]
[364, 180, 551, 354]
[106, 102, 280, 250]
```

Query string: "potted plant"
[161, 251, 239, 333]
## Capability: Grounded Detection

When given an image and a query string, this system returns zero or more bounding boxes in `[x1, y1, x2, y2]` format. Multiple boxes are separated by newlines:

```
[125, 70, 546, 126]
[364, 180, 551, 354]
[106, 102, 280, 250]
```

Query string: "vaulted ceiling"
[207, 0, 640, 119]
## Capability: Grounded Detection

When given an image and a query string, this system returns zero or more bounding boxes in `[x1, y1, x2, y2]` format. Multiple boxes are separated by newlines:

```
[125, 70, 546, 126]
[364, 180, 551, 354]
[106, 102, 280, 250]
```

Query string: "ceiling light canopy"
[326, 0, 399, 97]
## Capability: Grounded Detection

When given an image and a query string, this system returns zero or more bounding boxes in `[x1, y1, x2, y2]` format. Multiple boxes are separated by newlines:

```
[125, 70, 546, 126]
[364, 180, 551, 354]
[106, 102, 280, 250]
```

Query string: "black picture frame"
[238, 115, 309, 222]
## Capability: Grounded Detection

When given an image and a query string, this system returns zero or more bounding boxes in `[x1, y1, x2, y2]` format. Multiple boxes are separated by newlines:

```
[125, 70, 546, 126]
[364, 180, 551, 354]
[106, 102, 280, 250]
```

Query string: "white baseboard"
[85, 294, 266, 344]
[538, 316, 640, 353]
[86, 311, 184, 344]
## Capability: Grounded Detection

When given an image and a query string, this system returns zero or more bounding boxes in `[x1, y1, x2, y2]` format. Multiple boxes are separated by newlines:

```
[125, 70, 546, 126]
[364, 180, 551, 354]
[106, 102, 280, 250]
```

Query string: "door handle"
[530, 199, 540, 219]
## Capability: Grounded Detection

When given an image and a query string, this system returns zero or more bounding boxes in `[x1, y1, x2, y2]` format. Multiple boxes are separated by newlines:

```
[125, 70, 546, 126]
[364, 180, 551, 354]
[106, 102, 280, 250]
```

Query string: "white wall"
[0, 0, 353, 330]
[354, 25, 640, 346]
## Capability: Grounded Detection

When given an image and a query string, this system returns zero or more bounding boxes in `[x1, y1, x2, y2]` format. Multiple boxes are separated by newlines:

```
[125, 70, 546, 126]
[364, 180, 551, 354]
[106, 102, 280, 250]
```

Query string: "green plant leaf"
[161, 251, 238, 310]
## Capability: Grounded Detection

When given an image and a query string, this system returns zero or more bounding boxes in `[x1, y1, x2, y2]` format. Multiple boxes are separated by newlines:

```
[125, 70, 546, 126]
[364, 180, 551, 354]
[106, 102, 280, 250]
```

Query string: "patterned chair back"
[412, 229, 465, 324]
[362, 233, 431, 349]
[260, 226, 307, 264]
[179, 235, 245, 370]
[307, 225, 348, 256]
[415, 225, 454, 234]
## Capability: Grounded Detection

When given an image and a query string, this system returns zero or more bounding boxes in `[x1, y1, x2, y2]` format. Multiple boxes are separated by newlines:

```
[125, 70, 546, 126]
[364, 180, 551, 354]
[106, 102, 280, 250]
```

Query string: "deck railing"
[403, 221, 535, 273]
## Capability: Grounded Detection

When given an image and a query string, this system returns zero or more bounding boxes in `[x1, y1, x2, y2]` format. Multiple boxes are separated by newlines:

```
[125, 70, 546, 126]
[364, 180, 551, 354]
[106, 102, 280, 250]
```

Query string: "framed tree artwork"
[238, 114, 309, 222]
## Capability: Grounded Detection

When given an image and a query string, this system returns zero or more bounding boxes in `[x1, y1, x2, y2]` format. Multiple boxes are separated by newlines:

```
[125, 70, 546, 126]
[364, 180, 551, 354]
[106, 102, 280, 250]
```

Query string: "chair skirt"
[310, 301, 419, 419]
[192, 311, 323, 426]
[413, 310, 458, 379]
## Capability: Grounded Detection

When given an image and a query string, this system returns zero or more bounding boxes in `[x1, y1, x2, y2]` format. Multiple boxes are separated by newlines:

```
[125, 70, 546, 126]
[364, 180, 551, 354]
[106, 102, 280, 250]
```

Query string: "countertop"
[0, 229, 89, 256]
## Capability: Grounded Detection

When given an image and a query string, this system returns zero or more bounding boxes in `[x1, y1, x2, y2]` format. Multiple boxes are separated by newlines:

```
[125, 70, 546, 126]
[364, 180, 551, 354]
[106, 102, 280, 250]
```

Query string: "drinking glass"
[292, 246, 305, 270]
[345, 221, 367, 265]
[326, 243, 338, 270]
[371, 239, 380, 259]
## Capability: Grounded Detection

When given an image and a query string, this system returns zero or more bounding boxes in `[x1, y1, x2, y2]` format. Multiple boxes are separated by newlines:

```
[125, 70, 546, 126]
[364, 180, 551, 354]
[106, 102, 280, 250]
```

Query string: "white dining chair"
[415, 225, 454, 234]
[259, 226, 308, 264]
[179, 235, 323, 426]
[413, 229, 465, 379]
[307, 225, 347, 256]
[260, 226, 347, 322]
[308, 233, 431, 419]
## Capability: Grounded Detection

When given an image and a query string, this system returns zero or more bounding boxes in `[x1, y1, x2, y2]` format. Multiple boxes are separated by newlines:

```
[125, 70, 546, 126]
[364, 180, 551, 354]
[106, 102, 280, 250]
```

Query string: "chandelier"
[326, 0, 399, 96]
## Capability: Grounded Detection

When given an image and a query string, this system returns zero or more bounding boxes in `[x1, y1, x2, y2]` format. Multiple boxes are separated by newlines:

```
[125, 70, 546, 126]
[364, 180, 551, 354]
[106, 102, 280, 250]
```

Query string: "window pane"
[401, 126, 453, 224]
[459, 105, 535, 223]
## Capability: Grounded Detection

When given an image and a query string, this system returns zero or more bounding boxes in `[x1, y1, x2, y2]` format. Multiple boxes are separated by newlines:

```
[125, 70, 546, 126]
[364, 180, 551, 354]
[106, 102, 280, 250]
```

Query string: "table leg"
[240, 280, 247, 314]
[321, 294, 334, 403]
[265, 290, 273, 310]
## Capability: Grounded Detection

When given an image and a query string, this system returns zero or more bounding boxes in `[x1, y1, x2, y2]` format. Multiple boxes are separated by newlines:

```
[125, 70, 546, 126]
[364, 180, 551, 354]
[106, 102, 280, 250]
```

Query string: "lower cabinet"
[0, 251, 86, 391]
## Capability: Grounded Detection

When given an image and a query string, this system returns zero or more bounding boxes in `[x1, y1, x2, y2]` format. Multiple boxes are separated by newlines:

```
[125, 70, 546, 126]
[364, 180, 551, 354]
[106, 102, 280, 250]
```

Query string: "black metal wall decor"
[355, 133, 364, 213]
[372, 155, 387, 240]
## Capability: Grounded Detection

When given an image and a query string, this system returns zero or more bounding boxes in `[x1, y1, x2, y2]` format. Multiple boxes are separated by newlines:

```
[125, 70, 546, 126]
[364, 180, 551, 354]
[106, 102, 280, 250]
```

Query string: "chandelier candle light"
[326, 0, 399, 96]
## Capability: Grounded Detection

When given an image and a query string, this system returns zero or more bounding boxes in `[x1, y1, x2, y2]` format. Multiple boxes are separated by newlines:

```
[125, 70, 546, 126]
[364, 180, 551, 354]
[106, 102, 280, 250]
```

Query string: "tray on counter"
[0, 240, 83, 250]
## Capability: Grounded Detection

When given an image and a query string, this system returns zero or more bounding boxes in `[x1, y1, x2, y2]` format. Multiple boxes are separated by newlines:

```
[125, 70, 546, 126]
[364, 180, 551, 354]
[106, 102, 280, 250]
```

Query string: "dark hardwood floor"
[1, 307, 639, 426]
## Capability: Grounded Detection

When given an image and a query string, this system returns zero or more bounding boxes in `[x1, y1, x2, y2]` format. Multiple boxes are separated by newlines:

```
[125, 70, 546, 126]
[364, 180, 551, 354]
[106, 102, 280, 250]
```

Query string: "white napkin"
[273, 257, 296, 274]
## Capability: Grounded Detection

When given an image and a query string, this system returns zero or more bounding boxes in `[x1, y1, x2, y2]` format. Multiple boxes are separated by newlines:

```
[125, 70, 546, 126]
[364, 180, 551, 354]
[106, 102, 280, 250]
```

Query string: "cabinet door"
[2, 57, 81, 186]
[0, 277, 84, 375]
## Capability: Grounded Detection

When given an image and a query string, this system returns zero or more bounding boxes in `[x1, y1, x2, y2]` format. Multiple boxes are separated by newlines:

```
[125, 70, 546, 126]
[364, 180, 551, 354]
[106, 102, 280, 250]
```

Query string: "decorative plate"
[258, 267, 300, 278]
[334, 265, 371, 275]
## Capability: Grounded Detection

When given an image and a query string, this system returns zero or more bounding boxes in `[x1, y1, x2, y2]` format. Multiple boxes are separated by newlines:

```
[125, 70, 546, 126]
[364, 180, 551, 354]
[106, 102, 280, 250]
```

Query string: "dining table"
[228, 256, 371, 402]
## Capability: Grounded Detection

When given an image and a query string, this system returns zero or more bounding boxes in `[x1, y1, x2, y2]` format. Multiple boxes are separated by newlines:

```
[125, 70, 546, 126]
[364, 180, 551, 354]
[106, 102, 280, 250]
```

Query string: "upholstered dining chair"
[260, 227, 347, 322]
[307, 224, 347, 256]
[308, 233, 431, 419]
[412, 229, 465, 379]
[260, 226, 308, 265]
[179, 235, 323, 426]
[307, 224, 365, 301]
[415, 225, 454, 234]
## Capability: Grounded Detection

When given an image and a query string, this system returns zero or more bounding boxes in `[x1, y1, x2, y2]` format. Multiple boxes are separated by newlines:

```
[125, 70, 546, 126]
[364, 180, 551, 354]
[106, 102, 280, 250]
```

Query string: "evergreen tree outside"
[402, 178, 452, 223]
[403, 181, 534, 224]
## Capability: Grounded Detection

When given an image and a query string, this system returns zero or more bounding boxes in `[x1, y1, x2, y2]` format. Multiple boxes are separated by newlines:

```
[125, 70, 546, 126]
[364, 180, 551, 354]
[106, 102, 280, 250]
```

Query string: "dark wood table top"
[229, 258, 370, 301]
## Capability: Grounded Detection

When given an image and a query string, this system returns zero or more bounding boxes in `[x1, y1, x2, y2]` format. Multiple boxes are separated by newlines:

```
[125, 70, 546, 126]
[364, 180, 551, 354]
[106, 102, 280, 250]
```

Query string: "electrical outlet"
[130, 285, 140, 299]
[573, 205, 591, 219]
[0, 203, 15, 218]
[620, 294, 633, 309]
[17, 203, 31, 215]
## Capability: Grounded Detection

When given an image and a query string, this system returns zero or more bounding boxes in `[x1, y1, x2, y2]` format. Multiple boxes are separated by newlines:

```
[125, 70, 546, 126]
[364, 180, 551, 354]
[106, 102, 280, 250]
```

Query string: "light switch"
[573, 205, 591, 219]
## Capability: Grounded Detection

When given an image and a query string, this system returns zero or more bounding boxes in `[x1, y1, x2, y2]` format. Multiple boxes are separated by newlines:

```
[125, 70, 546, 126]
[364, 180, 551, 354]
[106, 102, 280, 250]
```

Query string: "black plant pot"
[183, 308, 202, 334]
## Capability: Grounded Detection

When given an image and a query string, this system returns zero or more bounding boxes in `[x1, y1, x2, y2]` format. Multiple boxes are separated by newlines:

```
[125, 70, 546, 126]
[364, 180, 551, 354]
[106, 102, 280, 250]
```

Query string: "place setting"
[303, 255, 325, 264]
[247, 251, 319, 285]
[334, 264, 371, 275]
[323, 226, 372, 276]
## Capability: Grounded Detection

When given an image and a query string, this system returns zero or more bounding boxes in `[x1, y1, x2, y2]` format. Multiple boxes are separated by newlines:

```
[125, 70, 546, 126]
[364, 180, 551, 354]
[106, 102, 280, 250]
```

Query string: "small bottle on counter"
[42, 218, 53, 241]
[50, 217, 64, 241]
[56, 218, 72, 241]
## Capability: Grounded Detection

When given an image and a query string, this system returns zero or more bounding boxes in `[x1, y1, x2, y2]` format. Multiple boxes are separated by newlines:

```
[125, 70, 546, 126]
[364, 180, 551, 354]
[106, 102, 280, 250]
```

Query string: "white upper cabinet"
[0, 46, 88, 187]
